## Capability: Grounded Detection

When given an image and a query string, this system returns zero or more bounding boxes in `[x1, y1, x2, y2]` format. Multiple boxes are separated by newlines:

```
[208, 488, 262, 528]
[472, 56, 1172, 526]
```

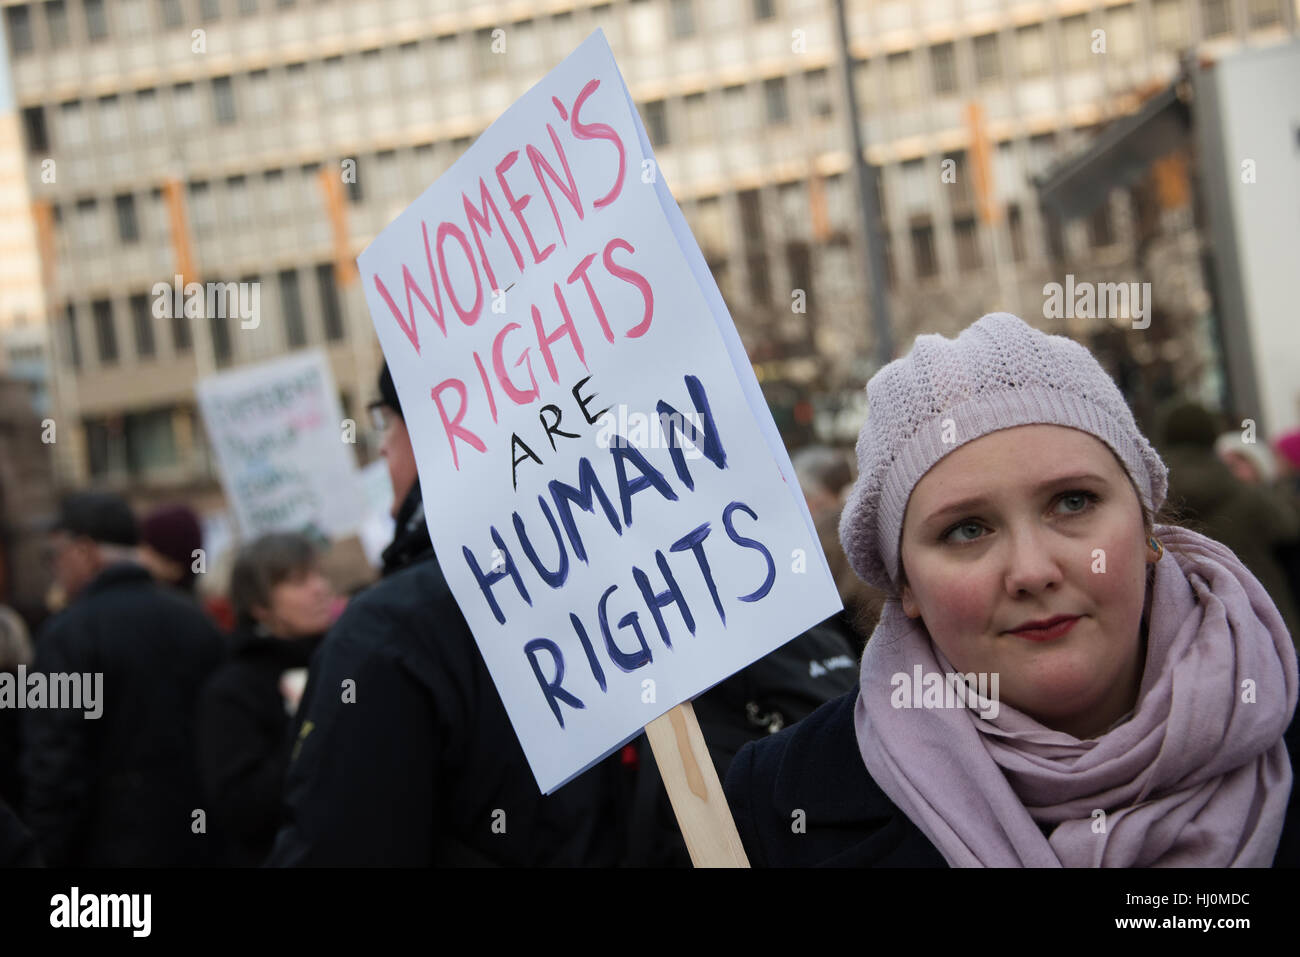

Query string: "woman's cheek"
[921, 564, 995, 649]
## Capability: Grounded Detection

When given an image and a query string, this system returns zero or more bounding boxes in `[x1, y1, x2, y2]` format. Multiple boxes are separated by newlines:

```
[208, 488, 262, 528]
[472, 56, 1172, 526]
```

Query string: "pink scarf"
[854, 524, 1298, 867]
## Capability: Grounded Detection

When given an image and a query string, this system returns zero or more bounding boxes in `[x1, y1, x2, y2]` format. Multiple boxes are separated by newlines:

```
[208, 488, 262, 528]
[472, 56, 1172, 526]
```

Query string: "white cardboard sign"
[358, 30, 841, 793]
[197, 350, 362, 542]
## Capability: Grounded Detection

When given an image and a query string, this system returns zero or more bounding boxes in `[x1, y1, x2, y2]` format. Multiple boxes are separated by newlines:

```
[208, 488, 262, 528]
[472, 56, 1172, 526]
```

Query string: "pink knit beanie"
[839, 312, 1169, 592]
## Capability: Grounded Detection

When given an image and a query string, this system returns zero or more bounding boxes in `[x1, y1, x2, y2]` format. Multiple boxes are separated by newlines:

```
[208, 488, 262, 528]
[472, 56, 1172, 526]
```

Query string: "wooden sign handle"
[644, 701, 751, 868]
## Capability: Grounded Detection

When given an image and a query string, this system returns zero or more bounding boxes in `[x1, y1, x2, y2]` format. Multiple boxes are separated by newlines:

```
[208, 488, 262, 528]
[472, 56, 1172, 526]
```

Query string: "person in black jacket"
[726, 314, 1300, 867]
[267, 365, 626, 866]
[21, 492, 224, 866]
[197, 533, 333, 866]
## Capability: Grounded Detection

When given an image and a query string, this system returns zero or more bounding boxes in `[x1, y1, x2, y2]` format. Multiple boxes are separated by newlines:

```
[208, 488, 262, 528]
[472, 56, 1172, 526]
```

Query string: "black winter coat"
[725, 690, 1300, 867]
[21, 563, 224, 866]
[267, 485, 626, 866]
[0, 796, 39, 866]
[197, 626, 322, 866]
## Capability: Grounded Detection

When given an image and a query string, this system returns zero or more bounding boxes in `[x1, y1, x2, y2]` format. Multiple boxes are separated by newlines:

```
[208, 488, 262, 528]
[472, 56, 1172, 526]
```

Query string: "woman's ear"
[900, 582, 921, 619]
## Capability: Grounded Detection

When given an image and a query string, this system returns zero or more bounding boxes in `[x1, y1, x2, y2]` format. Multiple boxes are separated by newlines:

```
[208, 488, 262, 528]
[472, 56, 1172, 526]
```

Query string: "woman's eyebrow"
[923, 472, 1110, 523]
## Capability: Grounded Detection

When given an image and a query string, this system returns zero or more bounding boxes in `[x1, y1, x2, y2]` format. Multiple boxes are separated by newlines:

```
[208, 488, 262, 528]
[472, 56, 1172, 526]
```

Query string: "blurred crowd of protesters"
[2, 356, 1299, 867]
[0, 362, 864, 867]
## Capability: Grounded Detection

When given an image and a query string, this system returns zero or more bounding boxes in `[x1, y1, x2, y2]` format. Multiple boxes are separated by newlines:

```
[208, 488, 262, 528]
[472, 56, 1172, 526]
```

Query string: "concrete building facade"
[3, 0, 1295, 490]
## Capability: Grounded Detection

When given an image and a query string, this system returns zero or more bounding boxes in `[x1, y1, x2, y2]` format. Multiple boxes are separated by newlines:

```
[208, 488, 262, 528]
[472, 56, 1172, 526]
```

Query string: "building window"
[98, 94, 124, 140]
[239, 0, 257, 15]
[785, 241, 812, 312]
[317, 263, 344, 341]
[1247, 0, 1281, 28]
[248, 69, 273, 115]
[747, 252, 771, 304]
[1016, 25, 1046, 77]
[911, 221, 937, 278]
[322, 55, 348, 101]
[189, 181, 215, 236]
[22, 107, 48, 153]
[171, 305, 191, 353]
[134, 88, 162, 135]
[943, 150, 973, 210]
[738, 189, 766, 245]
[360, 48, 386, 95]
[1153, 0, 1188, 49]
[1088, 200, 1115, 247]
[125, 410, 179, 475]
[643, 100, 669, 146]
[973, 33, 1002, 84]
[92, 299, 118, 364]
[474, 28, 503, 77]
[65, 304, 81, 369]
[345, 157, 362, 203]
[279, 269, 306, 347]
[930, 42, 957, 95]
[763, 77, 789, 125]
[211, 300, 232, 365]
[159, 0, 183, 27]
[130, 293, 155, 358]
[753, 0, 776, 21]
[1007, 205, 1026, 262]
[200, 0, 221, 20]
[1201, 0, 1231, 35]
[1061, 14, 1091, 68]
[60, 100, 87, 146]
[670, 0, 694, 38]
[1107, 5, 1140, 61]
[226, 175, 251, 225]
[115, 194, 139, 242]
[804, 68, 832, 118]
[954, 216, 981, 270]
[6, 6, 34, 55]
[173, 82, 199, 128]
[83, 0, 108, 40]
[45, 0, 69, 47]
[76, 198, 103, 248]
[887, 52, 917, 106]
[212, 76, 236, 125]
[118, 0, 147, 35]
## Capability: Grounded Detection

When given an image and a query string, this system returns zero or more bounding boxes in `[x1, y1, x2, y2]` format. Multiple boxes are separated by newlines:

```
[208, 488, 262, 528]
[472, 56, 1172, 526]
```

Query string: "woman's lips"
[1008, 616, 1081, 641]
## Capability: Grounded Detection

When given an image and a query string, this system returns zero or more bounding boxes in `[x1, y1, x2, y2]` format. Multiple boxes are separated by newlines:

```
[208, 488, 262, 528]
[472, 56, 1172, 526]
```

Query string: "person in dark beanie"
[21, 492, 224, 866]
[268, 364, 626, 866]
[197, 533, 333, 866]
[138, 504, 204, 597]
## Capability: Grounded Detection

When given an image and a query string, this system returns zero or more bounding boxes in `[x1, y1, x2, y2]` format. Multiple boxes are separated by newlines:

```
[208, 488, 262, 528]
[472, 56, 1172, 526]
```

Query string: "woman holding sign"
[724, 312, 1300, 867]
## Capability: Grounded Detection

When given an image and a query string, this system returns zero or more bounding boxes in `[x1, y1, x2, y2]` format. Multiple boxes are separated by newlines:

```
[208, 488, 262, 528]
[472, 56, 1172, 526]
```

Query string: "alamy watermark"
[0, 666, 102, 719]
[1043, 274, 1150, 329]
[890, 665, 1000, 719]
[593, 405, 707, 460]
[152, 274, 261, 329]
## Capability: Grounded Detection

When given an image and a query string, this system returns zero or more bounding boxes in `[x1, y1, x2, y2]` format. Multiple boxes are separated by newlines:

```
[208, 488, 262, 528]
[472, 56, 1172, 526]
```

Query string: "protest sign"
[197, 350, 363, 542]
[358, 29, 841, 798]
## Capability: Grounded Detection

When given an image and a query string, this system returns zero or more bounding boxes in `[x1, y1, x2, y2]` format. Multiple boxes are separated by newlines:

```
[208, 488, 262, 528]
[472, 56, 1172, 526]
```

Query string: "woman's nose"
[1001, 525, 1063, 596]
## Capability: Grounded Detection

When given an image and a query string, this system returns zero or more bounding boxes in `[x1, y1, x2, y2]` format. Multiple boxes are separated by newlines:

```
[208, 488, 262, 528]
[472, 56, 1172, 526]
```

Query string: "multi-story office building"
[2, 0, 1295, 494]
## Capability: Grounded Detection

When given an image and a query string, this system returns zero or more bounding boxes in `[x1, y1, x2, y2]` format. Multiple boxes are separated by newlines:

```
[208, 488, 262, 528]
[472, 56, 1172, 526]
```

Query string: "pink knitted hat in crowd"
[839, 312, 1169, 592]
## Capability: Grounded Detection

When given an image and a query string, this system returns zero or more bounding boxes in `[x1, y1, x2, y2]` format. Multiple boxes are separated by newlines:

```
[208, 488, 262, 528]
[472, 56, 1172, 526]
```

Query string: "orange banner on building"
[318, 166, 357, 286]
[163, 178, 197, 285]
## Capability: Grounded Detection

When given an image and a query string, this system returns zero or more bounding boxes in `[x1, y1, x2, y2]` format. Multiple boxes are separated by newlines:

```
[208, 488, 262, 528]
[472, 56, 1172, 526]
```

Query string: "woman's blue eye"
[944, 521, 985, 543]
[1058, 491, 1099, 514]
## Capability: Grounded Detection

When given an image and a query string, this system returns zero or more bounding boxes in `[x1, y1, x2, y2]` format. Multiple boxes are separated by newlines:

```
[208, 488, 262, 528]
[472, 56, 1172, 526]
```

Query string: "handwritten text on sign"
[359, 31, 839, 793]
[197, 350, 361, 542]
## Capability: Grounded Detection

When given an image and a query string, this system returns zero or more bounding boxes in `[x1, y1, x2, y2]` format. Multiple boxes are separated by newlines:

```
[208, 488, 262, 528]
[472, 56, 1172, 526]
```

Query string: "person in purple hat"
[724, 312, 1300, 867]
[138, 504, 204, 598]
